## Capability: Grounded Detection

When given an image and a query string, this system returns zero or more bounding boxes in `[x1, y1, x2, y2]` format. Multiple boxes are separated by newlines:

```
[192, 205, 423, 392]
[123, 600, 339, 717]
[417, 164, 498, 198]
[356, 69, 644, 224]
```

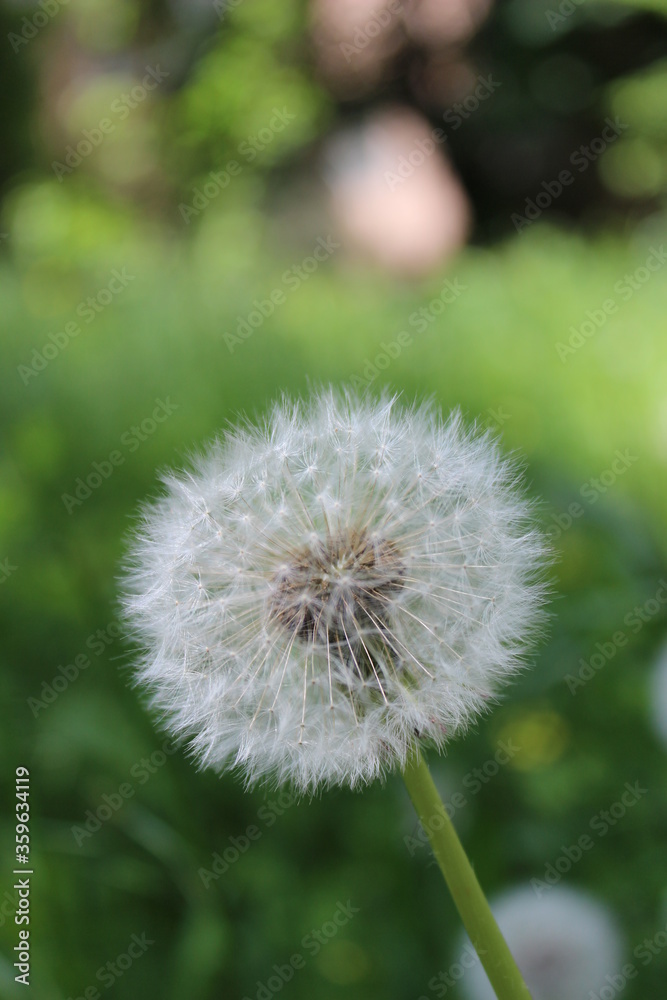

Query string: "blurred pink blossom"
[310, 0, 494, 95]
[325, 107, 471, 278]
[310, 0, 404, 95]
[403, 0, 493, 47]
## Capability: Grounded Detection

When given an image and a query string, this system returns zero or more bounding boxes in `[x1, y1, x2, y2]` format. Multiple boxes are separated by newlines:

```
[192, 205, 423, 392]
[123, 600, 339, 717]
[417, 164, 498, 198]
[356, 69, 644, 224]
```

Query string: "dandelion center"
[269, 527, 405, 652]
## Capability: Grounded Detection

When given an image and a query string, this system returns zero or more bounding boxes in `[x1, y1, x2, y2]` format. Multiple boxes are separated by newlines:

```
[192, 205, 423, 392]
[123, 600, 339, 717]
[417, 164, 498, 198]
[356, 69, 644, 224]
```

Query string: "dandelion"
[121, 387, 548, 1000]
[460, 886, 624, 1000]
[122, 389, 544, 790]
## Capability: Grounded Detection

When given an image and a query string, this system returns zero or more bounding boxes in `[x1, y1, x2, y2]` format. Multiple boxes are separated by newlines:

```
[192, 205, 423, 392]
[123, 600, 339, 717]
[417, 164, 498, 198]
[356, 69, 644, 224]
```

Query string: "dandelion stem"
[402, 752, 532, 1000]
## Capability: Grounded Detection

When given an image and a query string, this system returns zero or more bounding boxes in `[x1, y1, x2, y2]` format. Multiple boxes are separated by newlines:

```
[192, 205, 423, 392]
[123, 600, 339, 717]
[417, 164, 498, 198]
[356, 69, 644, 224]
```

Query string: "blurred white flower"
[650, 638, 667, 746]
[461, 885, 624, 1000]
[122, 389, 546, 792]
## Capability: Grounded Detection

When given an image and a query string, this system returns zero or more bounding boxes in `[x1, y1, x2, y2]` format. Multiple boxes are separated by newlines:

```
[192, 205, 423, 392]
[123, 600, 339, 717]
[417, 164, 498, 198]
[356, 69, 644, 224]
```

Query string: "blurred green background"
[1, 0, 667, 997]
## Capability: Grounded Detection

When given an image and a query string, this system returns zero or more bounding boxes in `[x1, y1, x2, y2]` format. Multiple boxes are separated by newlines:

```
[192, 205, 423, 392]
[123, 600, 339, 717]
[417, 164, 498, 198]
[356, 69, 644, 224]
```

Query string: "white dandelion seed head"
[460, 885, 624, 1000]
[121, 388, 547, 793]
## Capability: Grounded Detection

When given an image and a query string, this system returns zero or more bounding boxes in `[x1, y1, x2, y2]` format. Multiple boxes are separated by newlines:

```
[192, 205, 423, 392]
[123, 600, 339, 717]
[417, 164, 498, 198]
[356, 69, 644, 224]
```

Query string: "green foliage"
[1, 2, 667, 997]
[1, 224, 667, 999]
[168, 0, 329, 183]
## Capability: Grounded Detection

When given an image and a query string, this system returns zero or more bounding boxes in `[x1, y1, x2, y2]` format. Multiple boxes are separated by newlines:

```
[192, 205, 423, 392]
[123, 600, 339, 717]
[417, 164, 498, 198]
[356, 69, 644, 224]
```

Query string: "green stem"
[402, 752, 532, 1000]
